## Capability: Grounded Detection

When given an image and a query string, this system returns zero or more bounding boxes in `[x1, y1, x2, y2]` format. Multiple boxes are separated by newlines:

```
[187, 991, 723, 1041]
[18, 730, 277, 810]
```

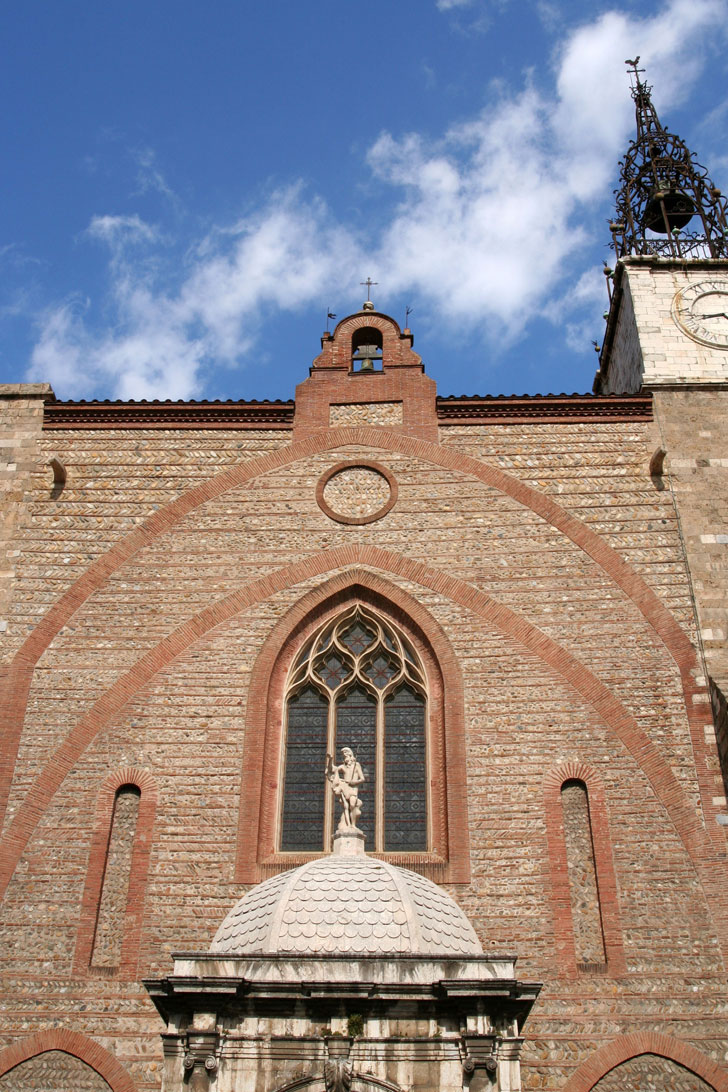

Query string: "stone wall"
[0, 385, 50, 635]
[653, 388, 728, 800]
[0, 1050, 111, 1092]
[602, 260, 728, 391]
[592, 1053, 715, 1092]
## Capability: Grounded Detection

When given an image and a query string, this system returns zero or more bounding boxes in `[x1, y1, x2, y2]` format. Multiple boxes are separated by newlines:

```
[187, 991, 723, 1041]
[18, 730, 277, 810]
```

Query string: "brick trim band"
[0, 1029, 138, 1092]
[561, 1031, 728, 1092]
[543, 762, 626, 977]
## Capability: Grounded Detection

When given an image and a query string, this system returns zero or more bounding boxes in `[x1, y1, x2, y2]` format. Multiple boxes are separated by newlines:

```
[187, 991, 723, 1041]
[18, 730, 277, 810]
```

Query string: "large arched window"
[279, 606, 428, 853]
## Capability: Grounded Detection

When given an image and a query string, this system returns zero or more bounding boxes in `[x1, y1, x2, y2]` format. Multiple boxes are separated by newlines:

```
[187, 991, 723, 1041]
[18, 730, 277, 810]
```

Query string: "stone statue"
[325, 747, 365, 830]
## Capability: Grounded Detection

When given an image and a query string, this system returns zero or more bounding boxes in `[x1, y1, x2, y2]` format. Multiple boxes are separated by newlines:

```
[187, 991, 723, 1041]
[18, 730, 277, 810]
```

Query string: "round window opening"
[317, 461, 397, 525]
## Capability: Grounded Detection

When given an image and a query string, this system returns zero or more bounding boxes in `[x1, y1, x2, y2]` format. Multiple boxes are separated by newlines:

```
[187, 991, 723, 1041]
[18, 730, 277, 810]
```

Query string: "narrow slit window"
[91, 785, 141, 969]
[561, 779, 606, 966]
[279, 606, 428, 853]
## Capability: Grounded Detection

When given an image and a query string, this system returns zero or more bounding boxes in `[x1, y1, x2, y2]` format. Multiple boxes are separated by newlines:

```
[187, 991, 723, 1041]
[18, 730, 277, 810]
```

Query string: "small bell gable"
[312, 305, 422, 372]
[294, 303, 437, 442]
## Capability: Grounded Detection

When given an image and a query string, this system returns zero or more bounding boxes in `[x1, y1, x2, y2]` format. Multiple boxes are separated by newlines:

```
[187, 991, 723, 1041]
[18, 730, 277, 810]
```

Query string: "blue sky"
[1, 0, 727, 402]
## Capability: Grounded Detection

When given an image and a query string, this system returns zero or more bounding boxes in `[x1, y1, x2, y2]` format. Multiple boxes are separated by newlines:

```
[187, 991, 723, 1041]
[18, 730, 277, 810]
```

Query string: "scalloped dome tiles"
[211, 855, 482, 957]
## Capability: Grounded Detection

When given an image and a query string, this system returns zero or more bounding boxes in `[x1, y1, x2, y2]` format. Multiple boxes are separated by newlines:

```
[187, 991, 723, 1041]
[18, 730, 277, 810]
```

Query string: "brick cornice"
[0, 1028, 138, 1091]
[436, 393, 652, 424]
[561, 1031, 728, 1092]
[43, 399, 294, 429]
[41, 393, 653, 429]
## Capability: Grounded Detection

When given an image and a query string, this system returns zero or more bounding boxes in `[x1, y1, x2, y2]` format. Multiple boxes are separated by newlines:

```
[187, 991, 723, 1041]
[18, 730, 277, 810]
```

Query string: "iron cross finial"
[360, 277, 378, 302]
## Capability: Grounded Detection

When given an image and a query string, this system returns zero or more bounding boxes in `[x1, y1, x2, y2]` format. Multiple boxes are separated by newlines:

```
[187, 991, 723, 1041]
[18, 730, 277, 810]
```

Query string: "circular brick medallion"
[317, 461, 397, 525]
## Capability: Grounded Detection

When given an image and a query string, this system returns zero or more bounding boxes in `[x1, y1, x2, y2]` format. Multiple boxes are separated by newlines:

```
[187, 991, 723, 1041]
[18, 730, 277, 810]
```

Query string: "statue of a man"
[326, 747, 365, 830]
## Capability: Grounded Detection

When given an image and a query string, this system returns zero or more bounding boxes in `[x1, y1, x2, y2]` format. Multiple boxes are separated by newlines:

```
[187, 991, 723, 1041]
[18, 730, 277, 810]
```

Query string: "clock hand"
[698, 311, 728, 319]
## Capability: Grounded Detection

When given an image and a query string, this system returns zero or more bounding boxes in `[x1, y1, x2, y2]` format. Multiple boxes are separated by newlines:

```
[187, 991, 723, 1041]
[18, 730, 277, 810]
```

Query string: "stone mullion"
[323, 690, 336, 851]
[375, 690, 385, 852]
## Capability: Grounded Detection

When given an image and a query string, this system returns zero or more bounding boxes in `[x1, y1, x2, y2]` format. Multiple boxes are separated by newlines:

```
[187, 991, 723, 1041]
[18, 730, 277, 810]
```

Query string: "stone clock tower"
[595, 62, 728, 799]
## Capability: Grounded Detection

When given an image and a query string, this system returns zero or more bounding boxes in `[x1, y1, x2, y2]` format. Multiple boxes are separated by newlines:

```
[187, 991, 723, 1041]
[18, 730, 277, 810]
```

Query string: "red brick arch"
[0, 1028, 138, 1092]
[1, 546, 726, 963]
[0, 426, 708, 837]
[561, 1031, 728, 1092]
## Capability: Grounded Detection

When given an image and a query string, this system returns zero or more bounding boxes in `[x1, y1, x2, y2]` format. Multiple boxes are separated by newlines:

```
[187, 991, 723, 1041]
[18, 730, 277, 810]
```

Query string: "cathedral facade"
[0, 75, 727, 1092]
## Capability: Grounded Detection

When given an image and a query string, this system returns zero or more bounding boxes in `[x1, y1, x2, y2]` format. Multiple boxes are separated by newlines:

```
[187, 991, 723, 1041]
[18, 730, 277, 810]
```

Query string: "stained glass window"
[384, 686, 427, 851]
[340, 621, 375, 654]
[280, 686, 328, 851]
[280, 606, 428, 854]
[336, 685, 376, 842]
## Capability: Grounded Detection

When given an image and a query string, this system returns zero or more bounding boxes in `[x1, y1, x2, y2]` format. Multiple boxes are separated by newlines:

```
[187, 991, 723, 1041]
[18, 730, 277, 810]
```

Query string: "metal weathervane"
[610, 59, 728, 260]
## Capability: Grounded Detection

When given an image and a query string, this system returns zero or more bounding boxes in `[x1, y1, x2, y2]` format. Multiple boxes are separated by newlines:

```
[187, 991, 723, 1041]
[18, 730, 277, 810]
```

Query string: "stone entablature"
[146, 952, 540, 1092]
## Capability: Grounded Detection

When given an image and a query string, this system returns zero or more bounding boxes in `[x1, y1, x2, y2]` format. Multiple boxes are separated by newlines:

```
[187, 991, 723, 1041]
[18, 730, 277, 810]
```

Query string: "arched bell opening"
[351, 327, 383, 372]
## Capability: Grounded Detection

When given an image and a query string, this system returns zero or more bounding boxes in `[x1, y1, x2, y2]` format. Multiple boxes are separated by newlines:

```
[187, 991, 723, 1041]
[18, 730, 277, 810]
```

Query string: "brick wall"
[1, 379, 727, 1091]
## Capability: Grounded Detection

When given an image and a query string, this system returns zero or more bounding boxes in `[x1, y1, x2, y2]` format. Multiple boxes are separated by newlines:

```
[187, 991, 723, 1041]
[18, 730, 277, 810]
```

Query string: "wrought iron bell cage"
[611, 63, 728, 260]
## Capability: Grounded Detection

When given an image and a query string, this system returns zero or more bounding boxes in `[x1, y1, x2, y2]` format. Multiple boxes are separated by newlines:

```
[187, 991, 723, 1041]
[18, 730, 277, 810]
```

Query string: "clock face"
[672, 279, 728, 349]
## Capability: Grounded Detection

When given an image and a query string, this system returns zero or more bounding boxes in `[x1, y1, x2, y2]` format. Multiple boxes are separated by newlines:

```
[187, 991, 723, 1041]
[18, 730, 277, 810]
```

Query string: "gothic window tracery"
[279, 606, 428, 854]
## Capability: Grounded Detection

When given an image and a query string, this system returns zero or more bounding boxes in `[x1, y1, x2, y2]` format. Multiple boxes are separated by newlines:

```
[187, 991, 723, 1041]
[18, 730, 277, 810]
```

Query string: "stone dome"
[211, 855, 482, 957]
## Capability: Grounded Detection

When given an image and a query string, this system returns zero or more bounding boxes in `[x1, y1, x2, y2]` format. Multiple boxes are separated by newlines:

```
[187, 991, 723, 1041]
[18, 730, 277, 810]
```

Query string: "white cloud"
[371, 0, 727, 344]
[436, 0, 475, 9]
[29, 189, 361, 399]
[87, 214, 159, 245]
[27, 0, 728, 397]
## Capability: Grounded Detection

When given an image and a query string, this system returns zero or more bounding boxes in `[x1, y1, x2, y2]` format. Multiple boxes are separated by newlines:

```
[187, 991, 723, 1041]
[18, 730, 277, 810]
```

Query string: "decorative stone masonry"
[329, 402, 403, 428]
[317, 462, 397, 525]
[0, 1051, 110, 1091]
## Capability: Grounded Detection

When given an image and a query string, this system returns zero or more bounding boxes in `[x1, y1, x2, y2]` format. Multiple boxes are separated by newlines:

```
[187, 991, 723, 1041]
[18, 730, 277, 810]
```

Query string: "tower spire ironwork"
[610, 61, 728, 259]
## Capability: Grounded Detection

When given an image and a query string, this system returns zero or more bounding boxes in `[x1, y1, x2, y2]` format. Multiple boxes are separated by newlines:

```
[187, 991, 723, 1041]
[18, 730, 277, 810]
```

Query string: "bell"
[352, 343, 382, 371]
[643, 188, 695, 233]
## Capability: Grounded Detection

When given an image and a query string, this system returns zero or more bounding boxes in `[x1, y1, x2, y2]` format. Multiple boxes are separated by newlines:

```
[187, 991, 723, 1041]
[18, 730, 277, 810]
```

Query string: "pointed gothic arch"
[235, 569, 471, 883]
[0, 1029, 138, 1092]
[561, 1032, 728, 1092]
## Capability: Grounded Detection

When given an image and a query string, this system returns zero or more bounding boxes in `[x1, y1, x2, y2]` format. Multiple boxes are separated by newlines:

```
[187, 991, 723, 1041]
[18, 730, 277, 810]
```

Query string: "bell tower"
[595, 60, 728, 394]
[596, 63, 728, 803]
